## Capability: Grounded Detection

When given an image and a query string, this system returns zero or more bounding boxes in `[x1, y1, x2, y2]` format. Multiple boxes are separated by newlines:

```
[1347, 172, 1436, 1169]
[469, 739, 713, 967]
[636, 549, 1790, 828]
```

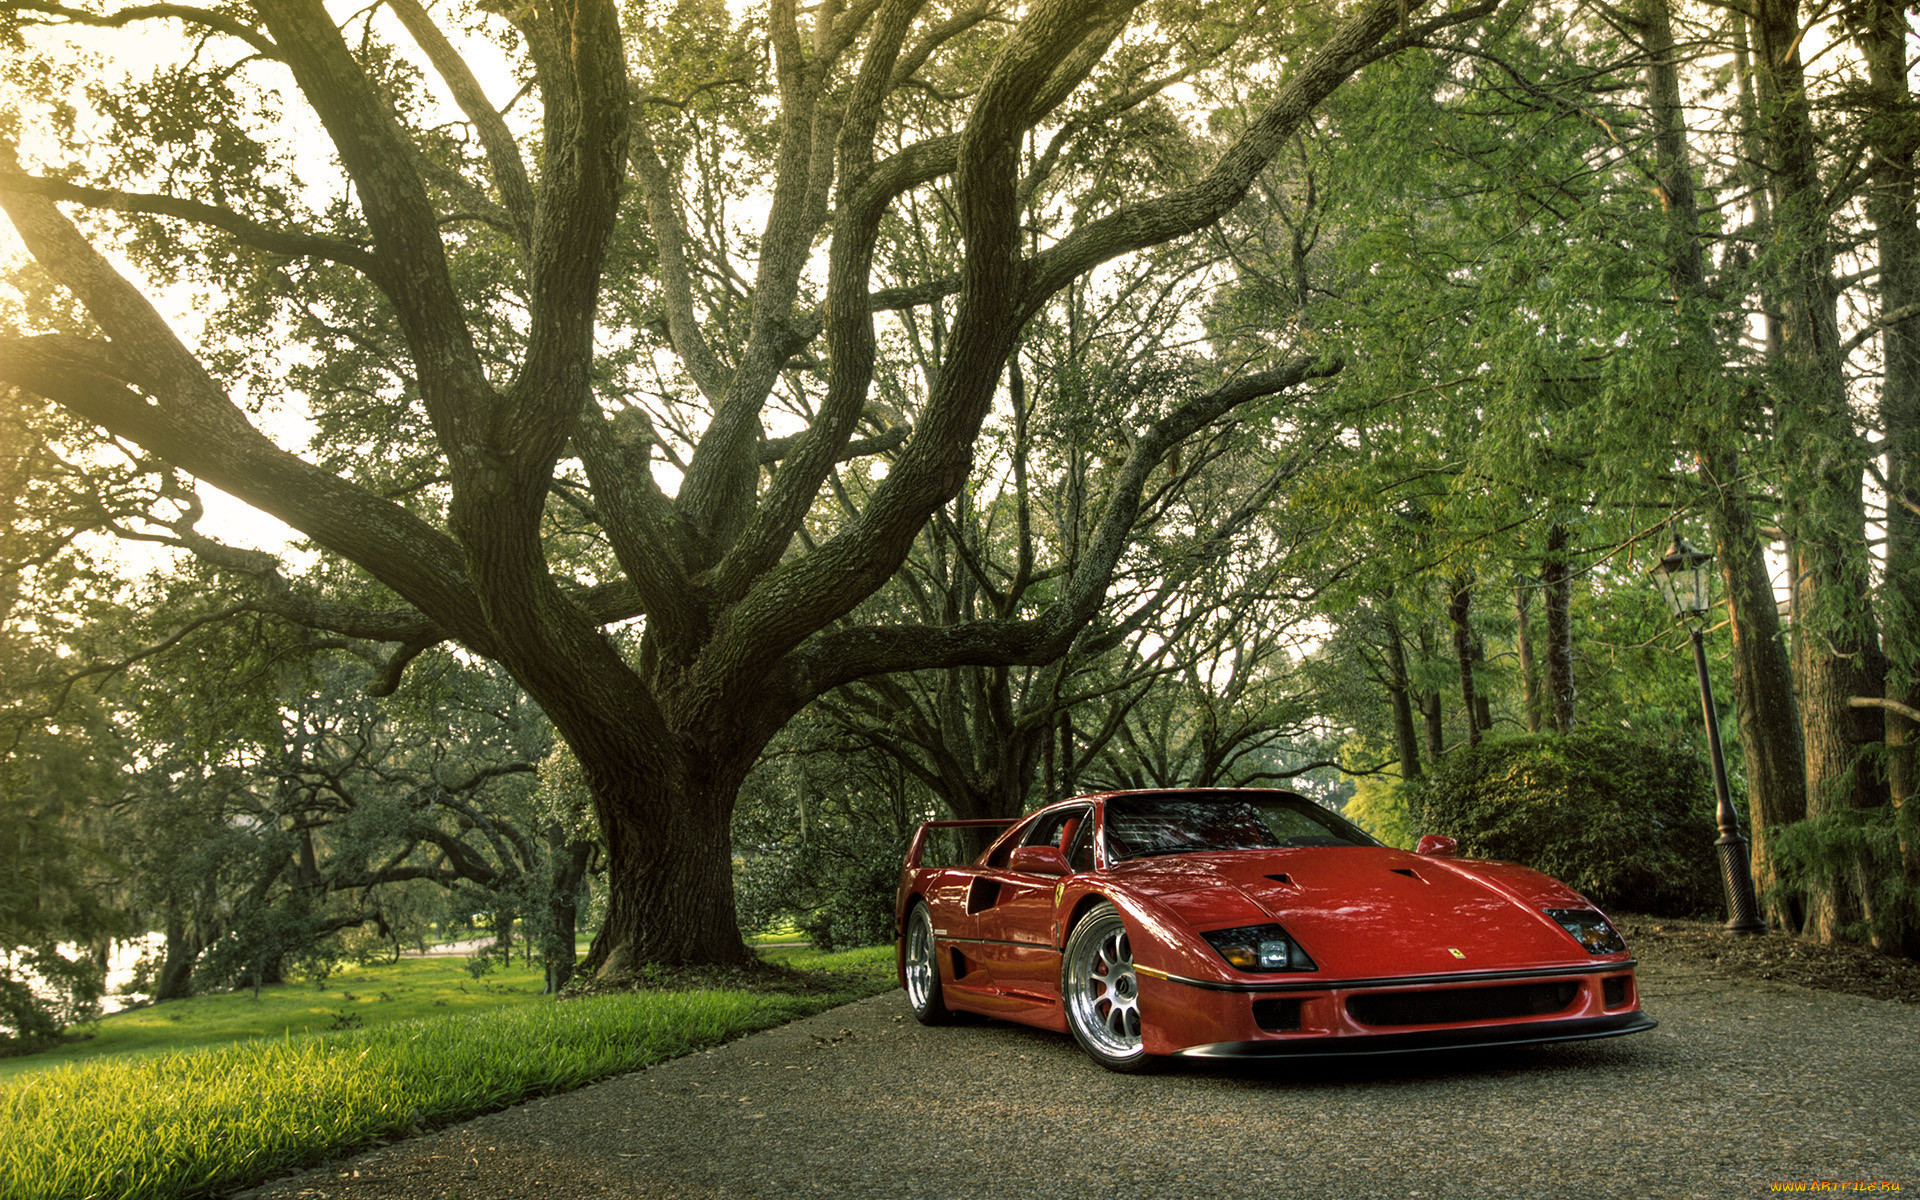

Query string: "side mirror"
[1008, 845, 1072, 877]
[1416, 834, 1459, 857]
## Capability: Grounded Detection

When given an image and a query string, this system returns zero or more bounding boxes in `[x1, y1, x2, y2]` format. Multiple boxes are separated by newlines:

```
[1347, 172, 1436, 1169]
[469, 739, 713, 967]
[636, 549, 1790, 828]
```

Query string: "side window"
[989, 807, 1093, 870]
[1064, 816, 1095, 873]
[1024, 811, 1066, 847]
[1018, 806, 1092, 871]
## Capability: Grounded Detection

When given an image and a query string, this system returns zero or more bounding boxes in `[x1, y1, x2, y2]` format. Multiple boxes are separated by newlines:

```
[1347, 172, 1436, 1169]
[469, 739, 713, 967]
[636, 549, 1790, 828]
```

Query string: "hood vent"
[1390, 868, 1420, 880]
[1264, 873, 1294, 886]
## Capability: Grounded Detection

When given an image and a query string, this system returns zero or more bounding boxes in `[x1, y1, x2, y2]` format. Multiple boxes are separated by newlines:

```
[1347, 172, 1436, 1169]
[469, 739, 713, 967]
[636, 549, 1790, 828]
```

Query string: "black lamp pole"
[1653, 537, 1766, 935]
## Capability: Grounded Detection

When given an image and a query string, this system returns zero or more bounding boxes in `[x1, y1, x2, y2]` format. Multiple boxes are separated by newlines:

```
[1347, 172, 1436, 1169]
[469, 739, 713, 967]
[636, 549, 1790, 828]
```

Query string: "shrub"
[735, 824, 904, 953]
[0, 972, 62, 1054]
[1412, 729, 1720, 916]
[791, 846, 900, 953]
[1770, 806, 1920, 952]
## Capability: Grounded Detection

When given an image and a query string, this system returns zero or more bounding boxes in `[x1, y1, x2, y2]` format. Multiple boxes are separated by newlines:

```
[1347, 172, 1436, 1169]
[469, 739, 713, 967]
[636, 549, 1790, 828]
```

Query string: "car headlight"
[1546, 908, 1627, 955]
[1201, 924, 1318, 972]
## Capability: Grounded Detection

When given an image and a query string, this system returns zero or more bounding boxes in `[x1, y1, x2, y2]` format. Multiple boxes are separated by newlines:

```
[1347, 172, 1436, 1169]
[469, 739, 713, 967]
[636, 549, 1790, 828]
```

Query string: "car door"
[970, 806, 1090, 1001]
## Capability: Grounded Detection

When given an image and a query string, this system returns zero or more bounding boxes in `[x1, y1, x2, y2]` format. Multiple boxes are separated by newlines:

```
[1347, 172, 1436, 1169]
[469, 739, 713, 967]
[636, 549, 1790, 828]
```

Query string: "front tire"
[1062, 901, 1154, 1072]
[903, 902, 955, 1025]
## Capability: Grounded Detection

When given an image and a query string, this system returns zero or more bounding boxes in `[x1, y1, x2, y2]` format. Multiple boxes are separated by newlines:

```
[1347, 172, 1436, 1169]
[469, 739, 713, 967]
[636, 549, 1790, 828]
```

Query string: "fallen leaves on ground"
[1616, 913, 1920, 1005]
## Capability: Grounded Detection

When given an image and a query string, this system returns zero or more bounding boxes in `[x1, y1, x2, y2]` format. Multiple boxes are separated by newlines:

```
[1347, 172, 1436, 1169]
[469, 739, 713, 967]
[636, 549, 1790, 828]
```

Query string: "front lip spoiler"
[1172, 1010, 1658, 1059]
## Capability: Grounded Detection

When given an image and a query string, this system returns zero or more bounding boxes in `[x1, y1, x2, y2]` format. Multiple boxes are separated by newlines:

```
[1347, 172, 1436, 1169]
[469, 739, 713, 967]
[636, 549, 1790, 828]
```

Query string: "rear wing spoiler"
[903, 818, 1020, 870]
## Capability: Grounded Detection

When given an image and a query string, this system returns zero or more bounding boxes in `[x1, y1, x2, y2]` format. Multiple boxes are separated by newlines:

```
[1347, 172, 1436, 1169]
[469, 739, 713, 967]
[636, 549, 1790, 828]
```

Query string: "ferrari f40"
[895, 789, 1655, 1071]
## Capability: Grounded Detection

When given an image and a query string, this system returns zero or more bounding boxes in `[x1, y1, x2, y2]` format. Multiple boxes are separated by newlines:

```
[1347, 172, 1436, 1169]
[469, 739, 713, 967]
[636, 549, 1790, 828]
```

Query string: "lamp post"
[1651, 536, 1766, 934]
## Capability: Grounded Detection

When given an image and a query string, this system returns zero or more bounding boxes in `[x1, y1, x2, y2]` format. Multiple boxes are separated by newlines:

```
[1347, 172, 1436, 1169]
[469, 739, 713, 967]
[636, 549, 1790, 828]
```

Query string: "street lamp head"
[1652, 535, 1715, 620]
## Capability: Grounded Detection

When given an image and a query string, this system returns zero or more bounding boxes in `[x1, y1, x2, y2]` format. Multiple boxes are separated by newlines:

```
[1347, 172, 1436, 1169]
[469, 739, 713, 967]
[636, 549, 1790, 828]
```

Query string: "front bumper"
[1174, 1010, 1657, 1058]
[1136, 960, 1654, 1058]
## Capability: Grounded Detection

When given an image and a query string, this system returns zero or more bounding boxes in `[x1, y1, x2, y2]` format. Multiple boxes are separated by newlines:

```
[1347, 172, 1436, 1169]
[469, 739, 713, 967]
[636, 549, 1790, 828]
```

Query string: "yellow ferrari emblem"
[1448, 948, 1466, 959]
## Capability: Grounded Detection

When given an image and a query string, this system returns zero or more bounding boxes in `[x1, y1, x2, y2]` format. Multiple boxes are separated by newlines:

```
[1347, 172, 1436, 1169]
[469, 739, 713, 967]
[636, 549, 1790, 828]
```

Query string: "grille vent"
[1252, 998, 1303, 1032]
[1346, 981, 1579, 1027]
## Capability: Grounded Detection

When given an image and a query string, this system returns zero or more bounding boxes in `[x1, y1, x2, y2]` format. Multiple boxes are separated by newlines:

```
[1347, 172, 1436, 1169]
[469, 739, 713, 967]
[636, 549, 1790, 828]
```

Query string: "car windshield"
[1102, 792, 1376, 859]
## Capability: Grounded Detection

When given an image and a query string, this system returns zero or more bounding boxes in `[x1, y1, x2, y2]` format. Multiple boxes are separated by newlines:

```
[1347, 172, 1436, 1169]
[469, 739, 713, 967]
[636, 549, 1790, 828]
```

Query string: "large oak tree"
[0, 0, 1492, 970]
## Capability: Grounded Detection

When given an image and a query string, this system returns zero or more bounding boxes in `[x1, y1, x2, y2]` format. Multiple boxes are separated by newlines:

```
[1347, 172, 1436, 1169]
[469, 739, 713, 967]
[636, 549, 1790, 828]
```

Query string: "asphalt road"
[239, 957, 1919, 1200]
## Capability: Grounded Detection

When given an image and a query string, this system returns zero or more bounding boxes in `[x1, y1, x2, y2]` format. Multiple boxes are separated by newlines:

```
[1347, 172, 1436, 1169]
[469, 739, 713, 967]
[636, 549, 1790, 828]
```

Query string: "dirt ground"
[1614, 911, 1920, 1004]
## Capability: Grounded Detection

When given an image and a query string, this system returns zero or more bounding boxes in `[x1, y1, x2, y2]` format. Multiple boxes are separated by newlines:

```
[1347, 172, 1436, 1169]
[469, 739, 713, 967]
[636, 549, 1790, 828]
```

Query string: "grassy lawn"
[0, 943, 898, 1200]
[0, 953, 559, 1083]
[746, 923, 808, 945]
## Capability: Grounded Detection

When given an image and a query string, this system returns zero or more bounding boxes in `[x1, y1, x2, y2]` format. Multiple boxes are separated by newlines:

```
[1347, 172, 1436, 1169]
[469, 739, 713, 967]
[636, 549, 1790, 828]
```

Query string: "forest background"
[1, 0, 1915, 1045]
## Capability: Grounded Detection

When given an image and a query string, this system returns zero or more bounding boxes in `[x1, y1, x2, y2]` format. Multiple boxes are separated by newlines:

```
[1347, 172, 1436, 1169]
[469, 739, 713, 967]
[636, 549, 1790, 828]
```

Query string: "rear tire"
[903, 902, 955, 1025]
[1062, 901, 1156, 1073]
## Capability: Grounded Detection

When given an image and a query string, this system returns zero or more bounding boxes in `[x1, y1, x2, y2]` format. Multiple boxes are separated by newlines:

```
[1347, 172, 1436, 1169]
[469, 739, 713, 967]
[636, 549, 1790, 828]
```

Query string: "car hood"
[1106, 846, 1605, 977]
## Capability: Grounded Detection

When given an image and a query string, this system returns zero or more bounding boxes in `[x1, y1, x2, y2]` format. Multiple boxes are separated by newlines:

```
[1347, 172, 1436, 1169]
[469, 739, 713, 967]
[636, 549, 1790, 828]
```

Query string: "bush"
[791, 847, 900, 953]
[0, 972, 62, 1054]
[735, 825, 904, 953]
[1412, 729, 1720, 916]
[1770, 806, 1920, 952]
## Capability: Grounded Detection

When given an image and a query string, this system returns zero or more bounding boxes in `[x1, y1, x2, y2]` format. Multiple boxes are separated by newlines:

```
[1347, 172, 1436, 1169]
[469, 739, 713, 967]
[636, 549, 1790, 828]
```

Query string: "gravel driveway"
[238, 956, 1918, 1200]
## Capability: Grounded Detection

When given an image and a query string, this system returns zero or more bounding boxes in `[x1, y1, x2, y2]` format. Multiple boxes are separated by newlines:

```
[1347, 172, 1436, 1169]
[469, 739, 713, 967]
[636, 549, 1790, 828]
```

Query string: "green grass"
[0, 944, 897, 1200]
[0, 953, 557, 1083]
[746, 923, 808, 945]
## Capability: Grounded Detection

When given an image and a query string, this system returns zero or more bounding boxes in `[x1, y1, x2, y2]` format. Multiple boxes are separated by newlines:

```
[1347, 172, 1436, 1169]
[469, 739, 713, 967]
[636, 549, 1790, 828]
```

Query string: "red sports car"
[895, 788, 1655, 1071]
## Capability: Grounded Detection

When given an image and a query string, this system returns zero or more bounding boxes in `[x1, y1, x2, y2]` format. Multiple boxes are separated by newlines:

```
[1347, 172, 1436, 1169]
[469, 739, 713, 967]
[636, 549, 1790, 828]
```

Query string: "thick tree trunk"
[1421, 691, 1445, 761]
[1708, 454, 1808, 930]
[153, 912, 201, 1002]
[1471, 638, 1493, 736]
[1857, 0, 1920, 948]
[942, 771, 1033, 822]
[923, 664, 1055, 820]
[1753, 0, 1889, 945]
[543, 832, 594, 993]
[1058, 711, 1077, 798]
[1414, 621, 1446, 759]
[933, 724, 1044, 857]
[1543, 524, 1575, 732]
[579, 748, 757, 975]
[1042, 706, 1058, 800]
[1793, 541, 1889, 940]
